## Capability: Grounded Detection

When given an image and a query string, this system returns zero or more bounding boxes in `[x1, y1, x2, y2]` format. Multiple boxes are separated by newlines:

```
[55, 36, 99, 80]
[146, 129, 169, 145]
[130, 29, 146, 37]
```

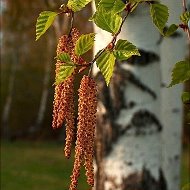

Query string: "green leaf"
[95, 0, 101, 7]
[180, 11, 190, 24]
[92, 6, 122, 34]
[67, 0, 92, 12]
[113, 39, 140, 60]
[96, 51, 116, 85]
[150, 4, 169, 35]
[75, 33, 95, 56]
[164, 24, 178, 37]
[36, 11, 58, 41]
[56, 52, 72, 63]
[169, 60, 190, 87]
[181, 92, 190, 103]
[98, 0, 126, 14]
[55, 65, 76, 85]
[129, 0, 159, 2]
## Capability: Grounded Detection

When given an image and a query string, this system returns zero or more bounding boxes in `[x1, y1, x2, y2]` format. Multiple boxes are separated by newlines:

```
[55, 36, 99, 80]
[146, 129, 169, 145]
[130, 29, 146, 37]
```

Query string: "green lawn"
[1, 141, 189, 190]
[1, 141, 89, 190]
[181, 146, 190, 189]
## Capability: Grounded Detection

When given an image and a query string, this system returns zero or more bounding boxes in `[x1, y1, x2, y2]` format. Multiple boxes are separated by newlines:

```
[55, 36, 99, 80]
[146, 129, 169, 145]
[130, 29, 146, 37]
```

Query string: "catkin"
[70, 76, 97, 190]
[52, 28, 80, 158]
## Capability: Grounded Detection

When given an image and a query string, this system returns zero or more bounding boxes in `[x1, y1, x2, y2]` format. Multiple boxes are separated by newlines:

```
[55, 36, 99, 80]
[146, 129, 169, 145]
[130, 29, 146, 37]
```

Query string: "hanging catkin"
[70, 75, 97, 190]
[52, 28, 80, 158]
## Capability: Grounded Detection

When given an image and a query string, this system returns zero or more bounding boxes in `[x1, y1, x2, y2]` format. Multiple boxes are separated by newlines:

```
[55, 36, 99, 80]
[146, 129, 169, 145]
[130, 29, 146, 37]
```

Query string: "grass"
[0, 141, 89, 190]
[181, 145, 190, 189]
[1, 141, 189, 190]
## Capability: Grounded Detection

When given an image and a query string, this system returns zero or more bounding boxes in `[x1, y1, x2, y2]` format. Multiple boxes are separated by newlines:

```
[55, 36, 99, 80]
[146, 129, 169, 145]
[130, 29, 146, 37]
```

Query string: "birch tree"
[35, 0, 189, 189]
[93, 2, 164, 190]
[93, 1, 186, 190]
[161, 1, 188, 189]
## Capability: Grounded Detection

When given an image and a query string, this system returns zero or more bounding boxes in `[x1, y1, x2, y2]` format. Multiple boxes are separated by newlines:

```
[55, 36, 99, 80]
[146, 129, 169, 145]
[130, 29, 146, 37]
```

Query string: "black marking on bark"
[174, 155, 179, 160]
[105, 167, 167, 190]
[126, 49, 160, 66]
[110, 67, 127, 115]
[124, 161, 133, 166]
[131, 110, 162, 131]
[128, 101, 136, 109]
[94, 66, 160, 157]
[95, 72, 116, 119]
[94, 72, 123, 186]
[157, 30, 182, 44]
[119, 167, 167, 190]
[94, 49, 162, 186]
[121, 110, 162, 135]
[161, 82, 167, 88]
[172, 108, 180, 113]
[158, 169, 168, 190]
[116, 68, 157, 100]
[169, 31, 181, 38]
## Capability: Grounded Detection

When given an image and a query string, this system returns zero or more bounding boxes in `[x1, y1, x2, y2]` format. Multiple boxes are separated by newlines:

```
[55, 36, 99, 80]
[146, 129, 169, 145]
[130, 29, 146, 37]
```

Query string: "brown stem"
[111, 13, 129, 46]
[187, 29, 190, 42]
[87, 8, 132, 76]
[68, 11, 74, 36]
[182, 0, 188, 12]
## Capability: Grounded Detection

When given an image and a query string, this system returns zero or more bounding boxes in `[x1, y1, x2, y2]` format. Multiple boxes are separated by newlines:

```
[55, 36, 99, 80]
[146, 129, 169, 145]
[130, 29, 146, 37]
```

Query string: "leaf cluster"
[35, 0, 190, 89]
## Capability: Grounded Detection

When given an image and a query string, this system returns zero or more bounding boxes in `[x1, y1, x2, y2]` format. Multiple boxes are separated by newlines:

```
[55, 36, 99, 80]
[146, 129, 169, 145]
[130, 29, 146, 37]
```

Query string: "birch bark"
[92, 1, 185, 189]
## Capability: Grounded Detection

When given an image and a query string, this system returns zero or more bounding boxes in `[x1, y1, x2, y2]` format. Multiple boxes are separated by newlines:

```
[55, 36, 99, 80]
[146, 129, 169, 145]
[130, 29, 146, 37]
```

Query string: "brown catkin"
[70, 76, 97, 190]
[52, 28, 80, 158]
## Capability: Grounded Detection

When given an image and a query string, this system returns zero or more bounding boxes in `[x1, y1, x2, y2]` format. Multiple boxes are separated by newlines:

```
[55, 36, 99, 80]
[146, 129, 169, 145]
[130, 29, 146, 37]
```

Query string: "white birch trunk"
[160, 1, 187, 190]
[92, 1, 185, 189]
[94, 2, 165, 190]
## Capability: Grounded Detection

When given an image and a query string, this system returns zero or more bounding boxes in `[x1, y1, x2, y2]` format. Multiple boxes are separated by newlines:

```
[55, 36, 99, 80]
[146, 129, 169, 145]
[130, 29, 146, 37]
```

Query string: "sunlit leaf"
[96, 50, 116, 85]
[36, 11, 58, 41]
[180, 11, 190, 24]
[56, 52, 72, 63]
[169, 60, 190, 87]
[98, 0, 126, 14]
[150, 4, 169, 35]
[114, 39, 140, 60]
[75, 33, 95, 56]
[129, 0, 159, 2]
[67, 0, 92, 12]
[92, 6, 122, 34]
[55, 64, 76, 85]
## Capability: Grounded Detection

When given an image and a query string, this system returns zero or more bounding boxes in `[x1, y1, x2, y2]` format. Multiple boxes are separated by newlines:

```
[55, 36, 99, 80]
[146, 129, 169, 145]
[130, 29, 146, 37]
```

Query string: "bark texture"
[160, 1, 186, 190]
[92, 1, 185, 190]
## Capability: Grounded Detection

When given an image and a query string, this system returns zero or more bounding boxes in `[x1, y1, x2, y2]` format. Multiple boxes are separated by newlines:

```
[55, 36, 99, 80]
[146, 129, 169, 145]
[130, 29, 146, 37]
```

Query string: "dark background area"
[0, 0, 93, 141]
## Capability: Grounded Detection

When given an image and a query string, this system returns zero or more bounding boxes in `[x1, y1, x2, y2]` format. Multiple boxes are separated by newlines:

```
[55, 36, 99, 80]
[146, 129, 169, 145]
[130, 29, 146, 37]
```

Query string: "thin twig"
[87, 7, 132, 77]
[182, 0, 188, 12]
[111, 13, 129, 46]
[68, 11, 74, 36]
[88, 63, 93, 76]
